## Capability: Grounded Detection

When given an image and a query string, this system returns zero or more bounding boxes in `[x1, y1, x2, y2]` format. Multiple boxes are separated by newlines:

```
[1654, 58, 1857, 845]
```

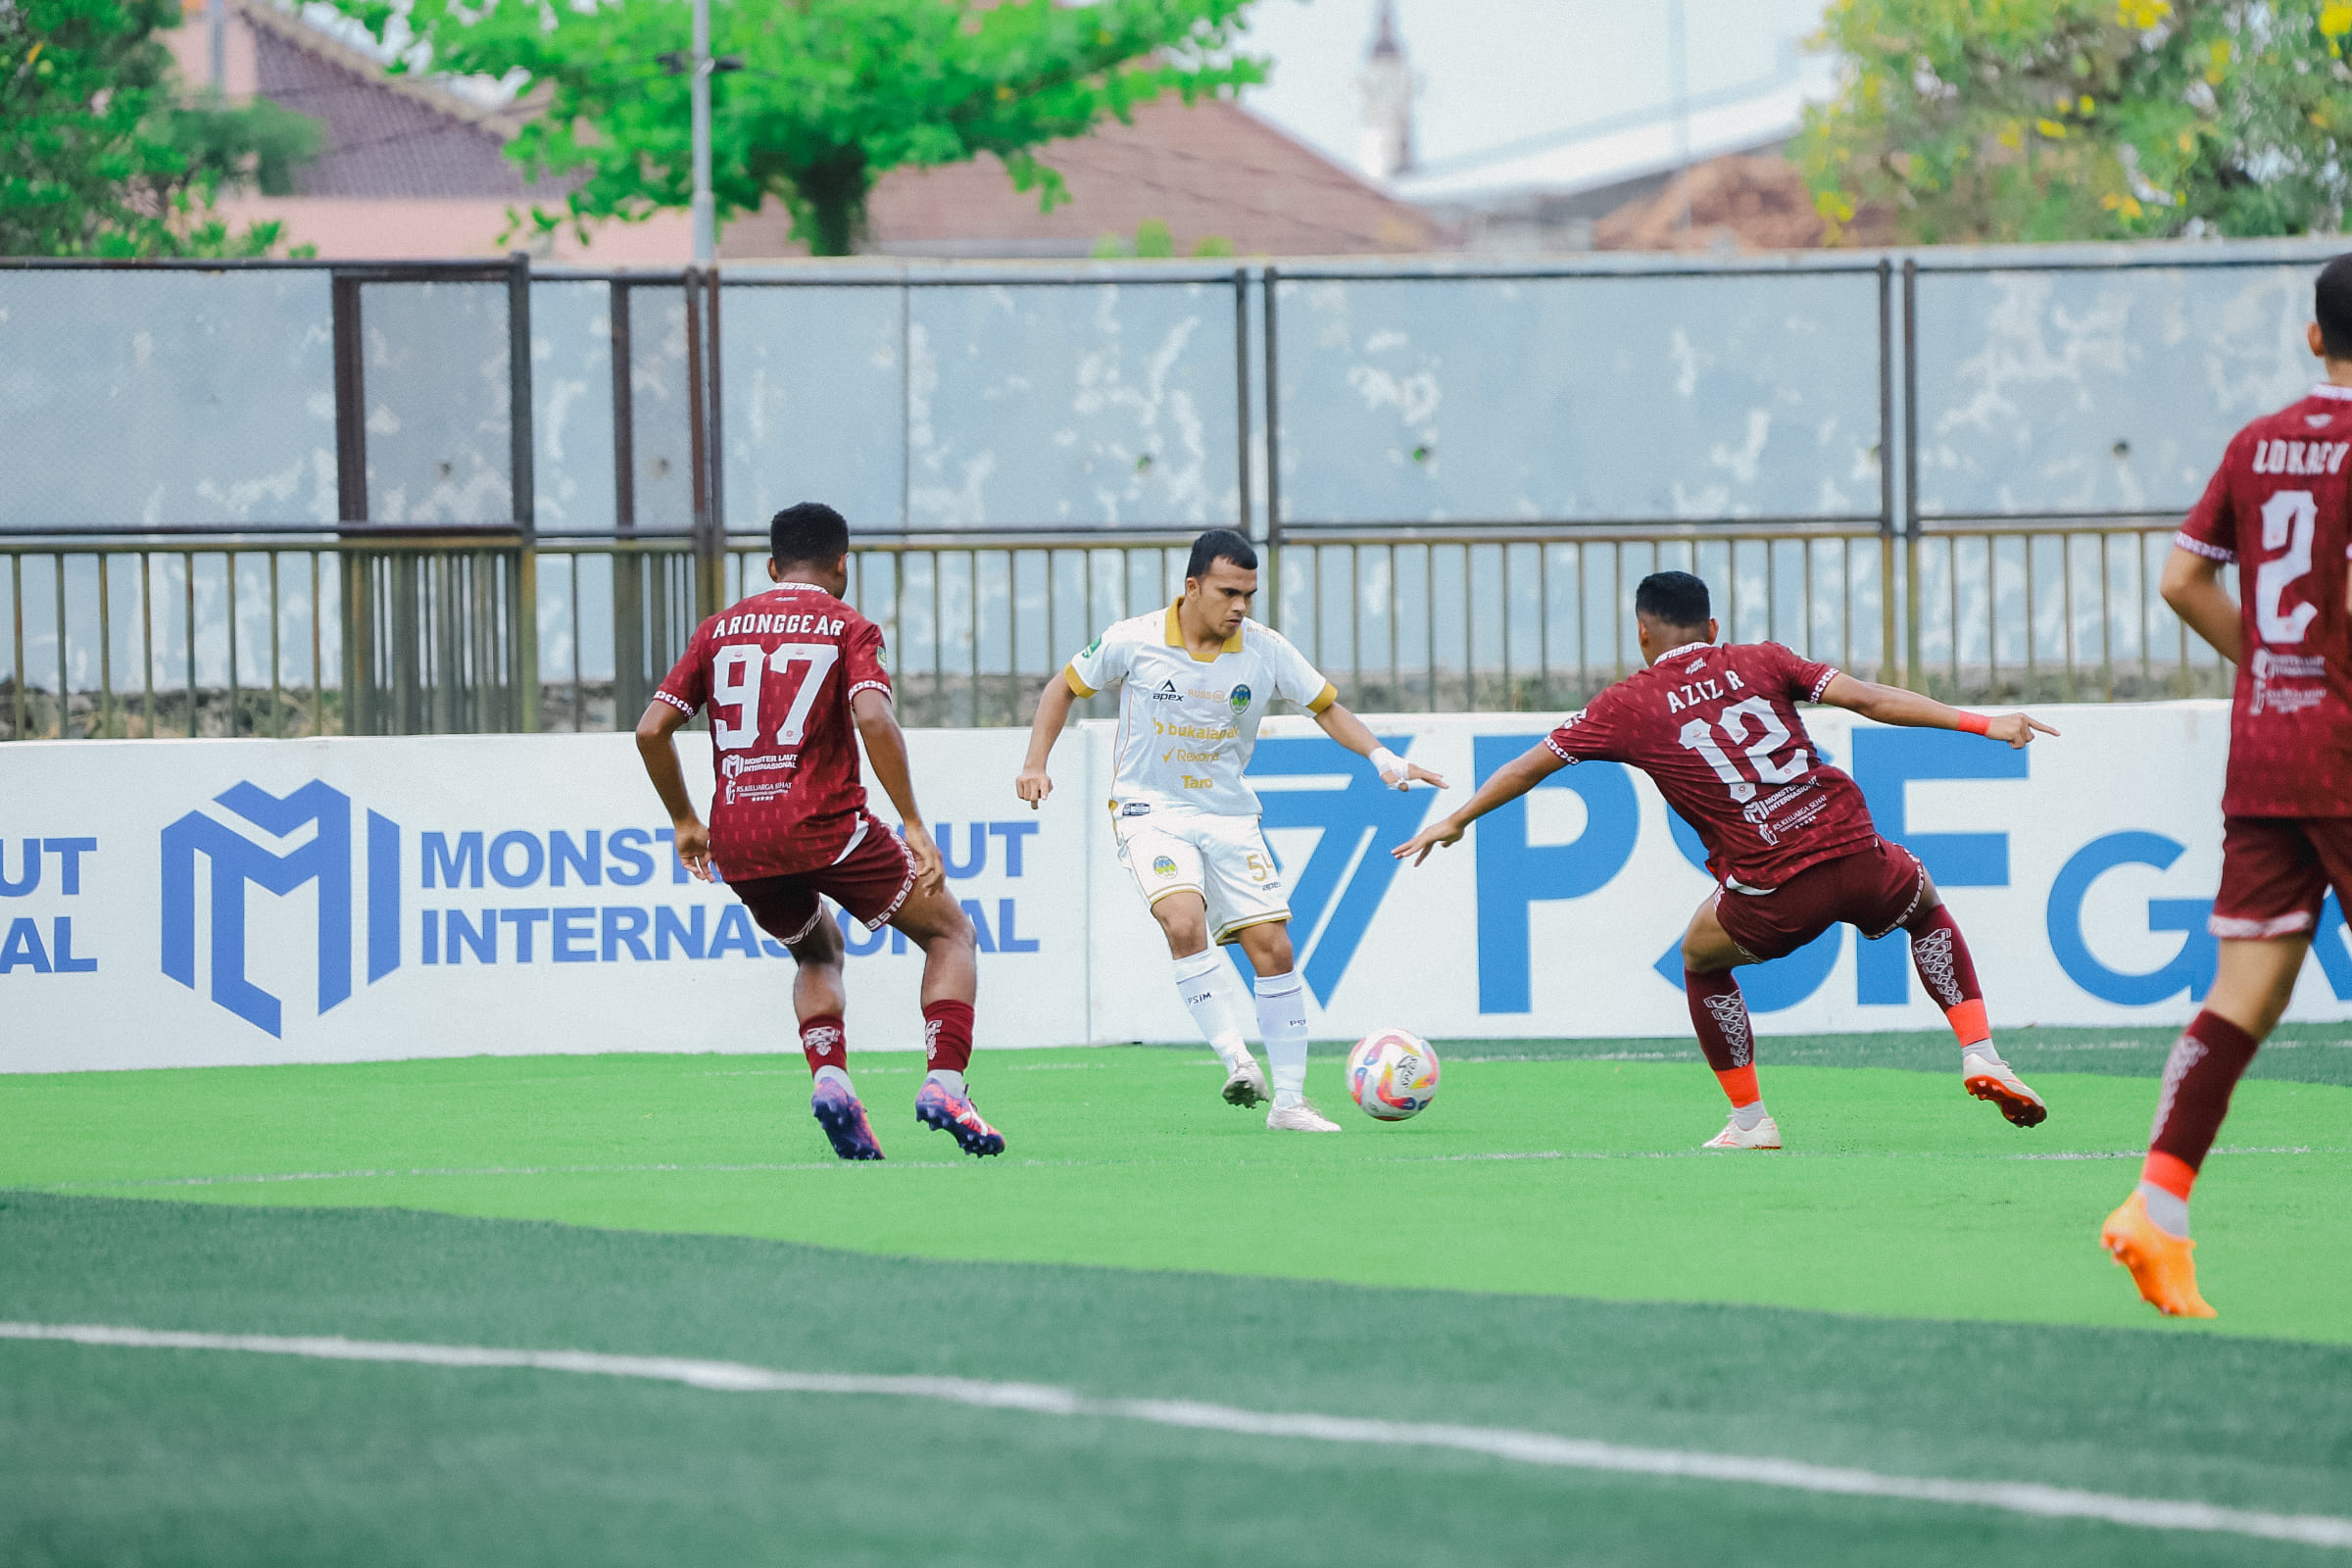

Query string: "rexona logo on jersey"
[1246, 735, 1432, 1005]
[161, 781, 402, 1037]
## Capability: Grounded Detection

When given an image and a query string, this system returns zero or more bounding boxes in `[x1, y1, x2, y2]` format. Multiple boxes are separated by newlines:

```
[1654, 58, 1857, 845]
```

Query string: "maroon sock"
[1903, 904, 1984, 1010]
[1904, 904, 1990, 1047]
[1684, 968, 1756, 1074]
[923, 999, 974, 1074]
[800, 1014, 847, 1074]
[2149, 1009, 2262, 1173]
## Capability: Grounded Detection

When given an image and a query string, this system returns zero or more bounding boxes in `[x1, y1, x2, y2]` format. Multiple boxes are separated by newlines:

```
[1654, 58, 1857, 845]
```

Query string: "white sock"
[813, 1064, 856, 1096]
[1253, 970, 1309, 1107]
[1173, 949, 1252, 1070]
[1963, 1042, 2006, 1066]
[2137, 1181, 2190, 1238]
[1731, 1099, 1771, 1131]
[925, 1068, 966, 1098]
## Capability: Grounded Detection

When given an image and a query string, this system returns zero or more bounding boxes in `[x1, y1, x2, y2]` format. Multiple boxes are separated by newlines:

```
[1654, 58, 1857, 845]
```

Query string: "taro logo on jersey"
[1227, 685, 1251, 715]
[161, 781, 403, 1037]
[1152, 855, 1180, 878]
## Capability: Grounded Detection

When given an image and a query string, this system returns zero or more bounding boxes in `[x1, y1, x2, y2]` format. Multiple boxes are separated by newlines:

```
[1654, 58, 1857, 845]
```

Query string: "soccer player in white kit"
[1014, 529, 1445, 1130]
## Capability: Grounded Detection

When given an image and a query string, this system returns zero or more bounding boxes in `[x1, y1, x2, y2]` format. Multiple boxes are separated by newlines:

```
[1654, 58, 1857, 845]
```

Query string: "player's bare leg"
[1151, 891, 1269, 1109]
[891, 885, 1003, 1157]
[2104, 935, 2301, 1318]
[1233, 918, 1337, 1131]
[783, 911, 884, 1161]
[1680, 898, 1781, 1150]
[1900, 875, 2044, 1127]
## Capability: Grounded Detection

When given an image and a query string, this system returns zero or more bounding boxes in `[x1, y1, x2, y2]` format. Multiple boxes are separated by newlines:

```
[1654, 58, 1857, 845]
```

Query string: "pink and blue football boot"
[914, 1079, 1005, 1157]
[811, 1079, 884, 1161]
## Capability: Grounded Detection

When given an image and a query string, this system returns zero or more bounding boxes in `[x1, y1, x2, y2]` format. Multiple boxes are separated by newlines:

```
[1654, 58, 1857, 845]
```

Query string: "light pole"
[690, 0, 714, 264]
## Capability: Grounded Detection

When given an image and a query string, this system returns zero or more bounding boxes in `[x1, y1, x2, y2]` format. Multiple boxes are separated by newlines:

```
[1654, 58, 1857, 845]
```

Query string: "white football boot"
[1266, 1100, 1342, 1132]
[1701, 1114, 1782, 1150]
[1221, 1055, 1270, 1108]
[1962, 1050, 2048, 1128]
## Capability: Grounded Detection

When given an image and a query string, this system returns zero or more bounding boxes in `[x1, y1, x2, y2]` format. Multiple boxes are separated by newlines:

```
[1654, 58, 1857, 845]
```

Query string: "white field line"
[28, 1144, 2345, 1194]
[2, 1321, 2346, 1550]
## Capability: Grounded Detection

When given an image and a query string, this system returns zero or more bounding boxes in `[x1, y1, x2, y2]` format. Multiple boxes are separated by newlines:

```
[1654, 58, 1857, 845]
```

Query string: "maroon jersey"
[1545, 640, 1877, 890]
[2177, 384, 2352, 818]
[654, 581, 892, 881]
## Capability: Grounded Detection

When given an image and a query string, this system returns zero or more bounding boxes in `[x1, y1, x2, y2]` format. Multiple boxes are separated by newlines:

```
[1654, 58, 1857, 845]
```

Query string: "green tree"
[326, 0, 1263, 257]
[1796, 0, 2352, 244]
[2, 0, 321, 257]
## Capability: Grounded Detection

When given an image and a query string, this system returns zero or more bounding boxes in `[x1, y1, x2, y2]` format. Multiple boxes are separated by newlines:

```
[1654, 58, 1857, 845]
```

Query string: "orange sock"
[2140, 1151, 2196, 1201]
[1714, 1064, 1760, 1108]
[1945, 999, 1990, 1051]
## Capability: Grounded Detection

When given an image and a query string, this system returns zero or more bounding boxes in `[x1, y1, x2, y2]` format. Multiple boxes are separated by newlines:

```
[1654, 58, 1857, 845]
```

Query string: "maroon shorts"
[2210, 816, 2352, 941]
[727, 811, 918, 947]
[1712, 835, 1928, 964]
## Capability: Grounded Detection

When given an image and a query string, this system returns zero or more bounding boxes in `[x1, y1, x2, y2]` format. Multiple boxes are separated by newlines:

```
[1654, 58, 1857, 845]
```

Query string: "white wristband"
[1368, 746, 1405, 779]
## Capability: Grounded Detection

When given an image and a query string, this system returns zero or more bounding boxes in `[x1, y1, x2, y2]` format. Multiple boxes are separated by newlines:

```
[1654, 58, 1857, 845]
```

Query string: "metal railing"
[7, 239, 2316, 740]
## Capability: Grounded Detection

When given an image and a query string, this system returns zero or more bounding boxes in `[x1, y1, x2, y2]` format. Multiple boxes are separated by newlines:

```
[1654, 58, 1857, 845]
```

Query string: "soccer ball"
[1347, 1029, 1440, 1121]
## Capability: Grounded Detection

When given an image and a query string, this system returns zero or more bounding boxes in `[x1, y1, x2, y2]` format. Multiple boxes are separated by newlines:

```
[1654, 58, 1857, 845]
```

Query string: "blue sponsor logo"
[161, 782, 401, 1036]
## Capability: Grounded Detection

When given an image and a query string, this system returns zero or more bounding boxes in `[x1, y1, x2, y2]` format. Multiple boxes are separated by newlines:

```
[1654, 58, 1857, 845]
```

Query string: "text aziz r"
[1663, 669, 1745, 715]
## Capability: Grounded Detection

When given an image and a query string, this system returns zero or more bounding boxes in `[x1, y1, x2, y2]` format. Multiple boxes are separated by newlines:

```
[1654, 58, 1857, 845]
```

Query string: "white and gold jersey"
[1065, 603, 1336, 818]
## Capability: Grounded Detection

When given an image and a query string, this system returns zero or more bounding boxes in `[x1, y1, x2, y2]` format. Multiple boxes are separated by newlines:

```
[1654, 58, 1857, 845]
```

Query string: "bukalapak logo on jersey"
[162, 781, 402, 1037]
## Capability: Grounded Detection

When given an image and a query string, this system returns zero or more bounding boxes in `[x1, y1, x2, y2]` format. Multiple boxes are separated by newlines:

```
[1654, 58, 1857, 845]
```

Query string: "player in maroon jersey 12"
[634, 502, 1004, 1161]
[1394, 571, 2058, 1150]
[2101, 254, 2352, 1318]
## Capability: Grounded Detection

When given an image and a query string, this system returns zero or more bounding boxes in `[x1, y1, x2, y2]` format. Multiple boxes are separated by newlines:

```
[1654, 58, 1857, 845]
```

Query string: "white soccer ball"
[1346, 1028, 1440, 1121]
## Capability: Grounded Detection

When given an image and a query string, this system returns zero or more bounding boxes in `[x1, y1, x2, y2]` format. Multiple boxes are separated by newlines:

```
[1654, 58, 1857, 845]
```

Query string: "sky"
[1232, 0, 1836, 177]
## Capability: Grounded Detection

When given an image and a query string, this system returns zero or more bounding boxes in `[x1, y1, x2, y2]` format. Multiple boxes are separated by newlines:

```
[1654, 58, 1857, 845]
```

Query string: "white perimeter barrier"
[4, 702, 2348, 1072]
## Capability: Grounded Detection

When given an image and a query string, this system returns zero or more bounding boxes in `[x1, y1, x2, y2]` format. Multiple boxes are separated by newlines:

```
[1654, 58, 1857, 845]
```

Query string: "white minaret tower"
[1356, 0, 1415, 181]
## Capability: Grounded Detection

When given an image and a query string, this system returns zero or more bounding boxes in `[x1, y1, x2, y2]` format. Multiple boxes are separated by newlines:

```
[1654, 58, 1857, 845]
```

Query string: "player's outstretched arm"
[2159, 545, 2247, 665]
[1014, 675, 1076, 810]
[1390, 740, 1565, 866]
[1313, 700, 1447, 792]
[1818, 674, 2057, 750]
[852, 688, 945, 896]
[633, 699, 713, 882]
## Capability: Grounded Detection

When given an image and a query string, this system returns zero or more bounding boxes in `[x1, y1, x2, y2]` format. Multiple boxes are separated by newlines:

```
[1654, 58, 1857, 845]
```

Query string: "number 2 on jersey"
[1677, 696, 1811, 805]
[710, 643, 840, 750]
[2256, 489, 2320, 645]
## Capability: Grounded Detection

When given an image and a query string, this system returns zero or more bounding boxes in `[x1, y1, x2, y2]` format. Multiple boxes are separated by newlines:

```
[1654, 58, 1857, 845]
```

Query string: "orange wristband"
[1954, 710, 1991, 736]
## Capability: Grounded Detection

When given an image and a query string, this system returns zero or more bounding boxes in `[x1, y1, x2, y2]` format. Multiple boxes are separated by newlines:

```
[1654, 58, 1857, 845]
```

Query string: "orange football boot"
[2100, 1191, 2217, 1318]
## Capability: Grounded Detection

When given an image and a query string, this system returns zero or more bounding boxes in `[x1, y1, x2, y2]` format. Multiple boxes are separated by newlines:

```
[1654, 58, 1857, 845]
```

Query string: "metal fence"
[7, 237, 2334, 740]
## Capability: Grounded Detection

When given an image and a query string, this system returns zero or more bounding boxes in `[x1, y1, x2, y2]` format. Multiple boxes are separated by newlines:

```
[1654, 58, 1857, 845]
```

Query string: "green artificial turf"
[2, 1193, 2348, 1568]
[4, 1044, 2346, 1342]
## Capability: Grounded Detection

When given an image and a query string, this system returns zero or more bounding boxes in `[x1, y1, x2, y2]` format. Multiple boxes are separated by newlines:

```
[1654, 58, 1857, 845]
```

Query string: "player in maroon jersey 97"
[2101, 254, 2352, 1318]
[1395, 571, 2057, 1150]
[634, 503, 1004, 1161]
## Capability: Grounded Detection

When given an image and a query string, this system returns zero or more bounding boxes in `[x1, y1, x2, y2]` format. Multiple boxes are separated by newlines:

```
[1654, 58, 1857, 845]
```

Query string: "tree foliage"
[1796, 0, 2352, 244]
[2, 0, 321, 257]
[326, 0, 1263, 257]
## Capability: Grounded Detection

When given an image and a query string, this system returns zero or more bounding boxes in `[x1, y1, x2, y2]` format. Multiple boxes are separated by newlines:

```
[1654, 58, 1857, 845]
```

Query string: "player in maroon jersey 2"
[633, 502, 1004, 1161]
[2101, 254, 2352, 1318]
[1394, 570, 2058, 1150]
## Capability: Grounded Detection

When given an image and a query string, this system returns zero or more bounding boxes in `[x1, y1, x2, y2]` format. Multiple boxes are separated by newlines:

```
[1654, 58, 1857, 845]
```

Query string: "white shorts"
[1114, 807, 1290, 944]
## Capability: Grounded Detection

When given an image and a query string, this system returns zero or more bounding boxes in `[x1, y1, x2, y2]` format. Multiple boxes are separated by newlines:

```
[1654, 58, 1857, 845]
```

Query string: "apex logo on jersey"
[161, 781, 402, 1037]
[1248, 735, 1434, 1005]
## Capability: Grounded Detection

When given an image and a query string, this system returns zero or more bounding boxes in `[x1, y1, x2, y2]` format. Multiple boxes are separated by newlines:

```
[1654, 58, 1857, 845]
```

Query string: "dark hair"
[2320, 253, 2352, 361]
[769, 502, 850, 566]
[1186, 528, 1258, 581]
[1634, 570, 1712, 630]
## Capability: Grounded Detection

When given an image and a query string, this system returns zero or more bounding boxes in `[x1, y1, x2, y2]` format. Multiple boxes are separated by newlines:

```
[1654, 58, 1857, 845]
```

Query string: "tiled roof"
[240, 0, 554, 201]
[723, 97, 1443, 258]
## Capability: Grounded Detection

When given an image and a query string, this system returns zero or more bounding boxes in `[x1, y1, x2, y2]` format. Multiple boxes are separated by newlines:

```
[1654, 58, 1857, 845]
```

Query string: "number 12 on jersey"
[711, 643, 839, 750]
[1677, 696, 1811, 803]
